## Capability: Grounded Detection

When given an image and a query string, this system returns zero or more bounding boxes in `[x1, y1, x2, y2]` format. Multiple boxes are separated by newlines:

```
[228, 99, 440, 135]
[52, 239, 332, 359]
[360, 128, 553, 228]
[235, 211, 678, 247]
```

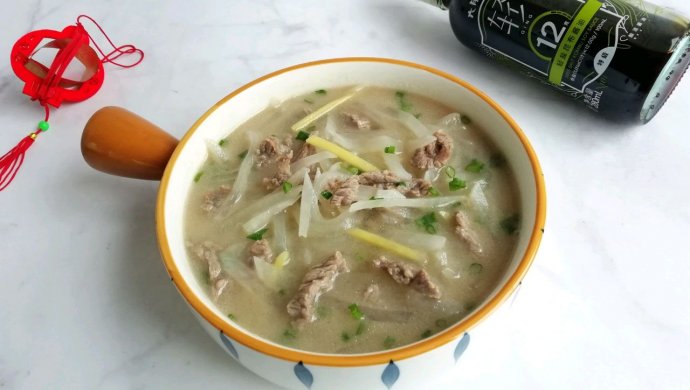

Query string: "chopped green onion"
[490, 153, 507, 167]
[469, 262, 483, 275]
[193, 172, 204, 183]
[428, 187, 440, 197]
[278, 289, 286, 296]
[246, 227, 268, 241]
[341, 332, 351, 342]
[369, 196, 383, 201]
[218, 139, 227, 146]
[355, 321, 366, 335]
[296, 130, 310, 141]
[384, 145, 396, 154]
[282, 181, 293, 193]
[354, 253, 365, 262]
[304, 98, 314, 104]
[421, 329, 433, 339]
[348, 303, 364, 320]
[283, 327, 297, 339]
[415, 212, 437, 234]
[238, 149, 248, 159]
[321, 190, 333, 200]
[500, 214, 521, 235]
[435, 318, 448, 329]
[461, 115, 472, 125]
[395, 91, 412, 112]
[449, 177, 467, 191]
[396, 181, 407, 187]
[346, 165, 361, 175]
[383, 336, 396, 349]
[413, 113, 422, 119]
[314, 89, 327, 95]
[465, 159, 485, 173]
[227, 313, 235, 320]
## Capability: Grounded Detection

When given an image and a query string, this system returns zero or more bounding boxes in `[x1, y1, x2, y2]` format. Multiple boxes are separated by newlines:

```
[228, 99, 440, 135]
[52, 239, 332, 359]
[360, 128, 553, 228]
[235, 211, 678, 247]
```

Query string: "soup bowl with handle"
[81, 57, 546, 389]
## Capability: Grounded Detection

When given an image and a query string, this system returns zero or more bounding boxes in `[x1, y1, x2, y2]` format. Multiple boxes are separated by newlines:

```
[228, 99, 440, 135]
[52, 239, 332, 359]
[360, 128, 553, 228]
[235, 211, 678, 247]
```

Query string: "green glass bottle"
[422, 0, 690, 123]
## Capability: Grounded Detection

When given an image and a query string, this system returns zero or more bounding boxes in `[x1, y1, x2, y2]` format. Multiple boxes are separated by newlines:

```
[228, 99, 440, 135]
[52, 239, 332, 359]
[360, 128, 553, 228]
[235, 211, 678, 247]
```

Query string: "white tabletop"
[2, 1, 689, 389]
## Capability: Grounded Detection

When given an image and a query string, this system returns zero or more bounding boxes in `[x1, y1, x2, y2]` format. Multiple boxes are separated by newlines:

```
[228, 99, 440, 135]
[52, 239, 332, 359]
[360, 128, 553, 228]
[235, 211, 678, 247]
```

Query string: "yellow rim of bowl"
[157, 57, 546, 367]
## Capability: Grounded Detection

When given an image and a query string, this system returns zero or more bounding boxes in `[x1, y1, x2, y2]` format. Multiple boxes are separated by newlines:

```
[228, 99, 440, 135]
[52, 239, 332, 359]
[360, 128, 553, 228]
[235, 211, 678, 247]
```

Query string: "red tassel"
[1, 15, 143, 192]
[0, 131, 39, 191]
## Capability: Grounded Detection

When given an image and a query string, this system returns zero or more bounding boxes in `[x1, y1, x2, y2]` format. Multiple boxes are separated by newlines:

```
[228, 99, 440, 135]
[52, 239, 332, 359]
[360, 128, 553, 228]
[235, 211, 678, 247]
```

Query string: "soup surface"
[184, 87, 520, 354]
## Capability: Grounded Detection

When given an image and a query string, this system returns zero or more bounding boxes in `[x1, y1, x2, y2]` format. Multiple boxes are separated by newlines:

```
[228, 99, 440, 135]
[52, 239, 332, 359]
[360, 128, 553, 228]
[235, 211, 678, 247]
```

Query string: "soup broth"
[184, 87, 520, 354]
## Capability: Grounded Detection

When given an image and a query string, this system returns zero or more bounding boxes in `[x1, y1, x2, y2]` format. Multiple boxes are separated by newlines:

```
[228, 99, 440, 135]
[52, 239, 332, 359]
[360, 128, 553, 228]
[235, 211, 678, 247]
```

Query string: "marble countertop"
[2, 0, 689, 389]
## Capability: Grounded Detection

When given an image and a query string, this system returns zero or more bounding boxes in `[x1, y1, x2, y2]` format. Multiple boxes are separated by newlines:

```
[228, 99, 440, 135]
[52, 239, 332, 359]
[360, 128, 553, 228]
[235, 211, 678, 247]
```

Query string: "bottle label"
[471, 0, 638, 111]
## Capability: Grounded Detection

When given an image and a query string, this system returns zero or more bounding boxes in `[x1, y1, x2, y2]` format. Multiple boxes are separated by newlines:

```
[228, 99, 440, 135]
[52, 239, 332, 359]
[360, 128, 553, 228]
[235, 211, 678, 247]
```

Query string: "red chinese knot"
[0, 15, 143, 192]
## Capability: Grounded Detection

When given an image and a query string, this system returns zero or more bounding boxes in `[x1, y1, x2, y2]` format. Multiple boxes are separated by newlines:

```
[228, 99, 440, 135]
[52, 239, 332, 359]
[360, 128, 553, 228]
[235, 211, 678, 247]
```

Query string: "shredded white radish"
[355, 185, 378, 201]
[292, 151, 336, 173]
[287, 167, 308, 185]
[205, 139, 229, 164]
[208, 168, 238, 185]
[349, 195, 464, 212]
[423, 167, 441, 183]
[375, 188, 407, 199]
[355, 186, 406, 202]
[312, 170, 349, 195]
[253, 257, 276, 289]
[242, 188, 303, 233]
[218, 133, 258, 213]
[469, 181, 489, 217]
[224, 186, 298, 222]
[406, 134, 436, 151]
[253, 255, 290, 291]
[322, 113, 345, 143]
[323, 113, 402, 153]
[298, 170, 315, 237]
[305, 168, 358, 235]
[398, 110, 434, 138]
[326, 162, 344, 173]
[273, 212, 288, 252]
[383, 153, 413, 180]
[365, 105, 410, 131]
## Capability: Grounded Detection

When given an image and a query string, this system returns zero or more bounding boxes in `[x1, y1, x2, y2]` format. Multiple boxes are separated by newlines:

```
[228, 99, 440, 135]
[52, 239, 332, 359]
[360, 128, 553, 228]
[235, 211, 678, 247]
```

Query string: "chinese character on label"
[487, 10, 519, 33]
[486, 0, 527, 34]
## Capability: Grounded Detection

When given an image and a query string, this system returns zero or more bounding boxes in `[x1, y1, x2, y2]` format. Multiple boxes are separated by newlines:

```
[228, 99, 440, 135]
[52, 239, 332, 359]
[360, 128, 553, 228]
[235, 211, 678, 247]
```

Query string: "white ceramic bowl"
[154, 58, 546, 389]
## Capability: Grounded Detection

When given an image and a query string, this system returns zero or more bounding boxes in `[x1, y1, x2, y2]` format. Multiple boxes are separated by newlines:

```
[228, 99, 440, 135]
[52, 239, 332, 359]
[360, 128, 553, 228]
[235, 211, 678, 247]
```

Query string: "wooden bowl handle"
[81, 106, 179, 180]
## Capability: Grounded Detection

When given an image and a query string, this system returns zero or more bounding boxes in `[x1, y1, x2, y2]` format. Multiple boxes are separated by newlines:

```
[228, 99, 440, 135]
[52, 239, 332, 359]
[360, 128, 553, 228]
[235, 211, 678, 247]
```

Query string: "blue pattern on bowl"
[381, 360, 400, 389]
[219, 331, 239, 360]
[454, 332, 470, 363]
[294, 361, 313, 389]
